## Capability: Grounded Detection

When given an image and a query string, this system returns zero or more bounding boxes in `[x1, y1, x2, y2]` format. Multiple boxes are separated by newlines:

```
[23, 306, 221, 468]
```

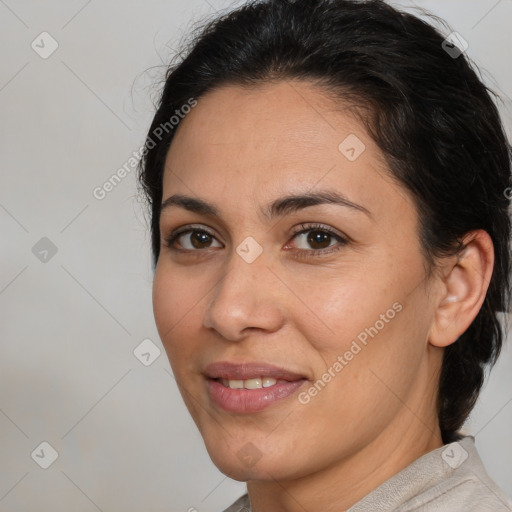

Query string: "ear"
[429, 230, 494, 348]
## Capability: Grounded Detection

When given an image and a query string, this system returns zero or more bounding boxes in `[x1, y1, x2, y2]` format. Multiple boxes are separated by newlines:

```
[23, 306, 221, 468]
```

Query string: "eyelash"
[163, 223, 349, 258]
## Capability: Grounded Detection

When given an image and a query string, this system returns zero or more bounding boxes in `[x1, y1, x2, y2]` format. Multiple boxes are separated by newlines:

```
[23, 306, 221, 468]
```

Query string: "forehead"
[161, 80, 414, 227]
[165, 81, 378, 173]
[167, 81, 366, 161]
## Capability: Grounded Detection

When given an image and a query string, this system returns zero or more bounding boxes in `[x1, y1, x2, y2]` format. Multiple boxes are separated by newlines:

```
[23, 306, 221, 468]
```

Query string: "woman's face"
[153, 80, 443, 482]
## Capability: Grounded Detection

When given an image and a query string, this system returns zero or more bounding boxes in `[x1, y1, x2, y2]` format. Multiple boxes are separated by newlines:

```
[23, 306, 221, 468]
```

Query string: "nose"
[202, 246, 285, 341]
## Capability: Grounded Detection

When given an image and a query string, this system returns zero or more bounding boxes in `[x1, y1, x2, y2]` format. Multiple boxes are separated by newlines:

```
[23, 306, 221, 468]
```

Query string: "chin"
[206, 445, 302, 482]
[213, 461, 284, 482]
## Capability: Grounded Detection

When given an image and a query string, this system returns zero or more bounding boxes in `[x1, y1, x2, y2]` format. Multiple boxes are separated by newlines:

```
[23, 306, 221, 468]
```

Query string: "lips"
[203, 361, 307, 381]
[203, 361, 308, 413]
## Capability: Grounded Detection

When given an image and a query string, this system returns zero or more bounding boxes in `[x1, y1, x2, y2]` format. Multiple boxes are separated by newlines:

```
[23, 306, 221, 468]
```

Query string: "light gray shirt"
[222, 436, 512, 511]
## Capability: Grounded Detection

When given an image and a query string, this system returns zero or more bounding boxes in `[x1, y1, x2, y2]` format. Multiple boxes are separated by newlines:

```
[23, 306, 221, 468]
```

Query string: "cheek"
[319, 280, 429, 402]
[290, 265, 396, 351]
[294, 305, 426, 452]
[152, 264, 200, 362]
[152, 265, 176, 336]
[295, 256, 427, 392]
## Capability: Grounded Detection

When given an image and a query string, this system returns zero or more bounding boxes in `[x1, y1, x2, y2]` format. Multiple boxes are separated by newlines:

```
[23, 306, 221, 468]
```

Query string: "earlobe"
[428, 230, 494, 349]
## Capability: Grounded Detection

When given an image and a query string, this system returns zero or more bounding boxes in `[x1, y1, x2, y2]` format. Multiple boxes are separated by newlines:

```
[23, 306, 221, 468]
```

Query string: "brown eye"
[305, 230, 333, 249]
[165, 228, 222, 250]
[290, 224, 347, 253]
[188, 231, 214, 249]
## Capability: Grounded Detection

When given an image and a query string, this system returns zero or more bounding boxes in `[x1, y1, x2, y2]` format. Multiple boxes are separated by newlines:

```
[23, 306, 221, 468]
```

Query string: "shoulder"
[399, 436, 512, 512]
[350, 436, 512, 512]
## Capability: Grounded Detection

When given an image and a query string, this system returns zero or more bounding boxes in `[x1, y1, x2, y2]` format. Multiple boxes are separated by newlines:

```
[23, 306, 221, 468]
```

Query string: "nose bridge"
[203, 238, 283, 339]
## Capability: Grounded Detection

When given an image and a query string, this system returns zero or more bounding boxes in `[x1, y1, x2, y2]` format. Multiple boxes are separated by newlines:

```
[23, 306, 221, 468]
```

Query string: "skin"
[152, 80, 494, 512]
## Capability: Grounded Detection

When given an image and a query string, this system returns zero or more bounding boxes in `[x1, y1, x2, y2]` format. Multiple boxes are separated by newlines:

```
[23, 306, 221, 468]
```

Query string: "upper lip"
[204, 361, 307, 381]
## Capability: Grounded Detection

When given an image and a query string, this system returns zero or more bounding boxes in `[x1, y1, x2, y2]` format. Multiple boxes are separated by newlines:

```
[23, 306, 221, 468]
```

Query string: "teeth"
[244, 378, 262, 389]
[262, 377, 277, 388]
[219, 377, 278, 389]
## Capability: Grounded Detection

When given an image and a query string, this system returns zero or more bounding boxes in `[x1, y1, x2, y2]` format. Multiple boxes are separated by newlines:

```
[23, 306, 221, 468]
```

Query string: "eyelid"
[289, 222, 348, 241]
[169, 224, 218, 239]
[164, 224, 222, 248]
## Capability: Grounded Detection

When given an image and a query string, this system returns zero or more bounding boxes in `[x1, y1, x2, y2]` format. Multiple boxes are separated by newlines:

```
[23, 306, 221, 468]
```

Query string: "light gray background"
[1, 1, 511, 511]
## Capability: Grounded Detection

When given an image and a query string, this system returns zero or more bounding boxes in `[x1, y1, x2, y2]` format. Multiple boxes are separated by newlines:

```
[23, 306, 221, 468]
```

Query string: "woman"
[137, 0, 512, 510]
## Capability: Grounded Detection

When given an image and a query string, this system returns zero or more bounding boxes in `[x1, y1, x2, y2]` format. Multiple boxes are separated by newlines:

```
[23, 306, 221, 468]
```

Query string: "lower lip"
[206, 378, 307, 413]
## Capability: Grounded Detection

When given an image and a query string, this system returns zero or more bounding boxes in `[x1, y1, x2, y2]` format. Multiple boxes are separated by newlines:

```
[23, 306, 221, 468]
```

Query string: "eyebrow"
[159, 190, 372, 220]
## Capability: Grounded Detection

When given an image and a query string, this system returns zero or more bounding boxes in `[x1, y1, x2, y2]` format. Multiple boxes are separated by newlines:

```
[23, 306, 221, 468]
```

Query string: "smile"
[217, 377, 278, 389]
